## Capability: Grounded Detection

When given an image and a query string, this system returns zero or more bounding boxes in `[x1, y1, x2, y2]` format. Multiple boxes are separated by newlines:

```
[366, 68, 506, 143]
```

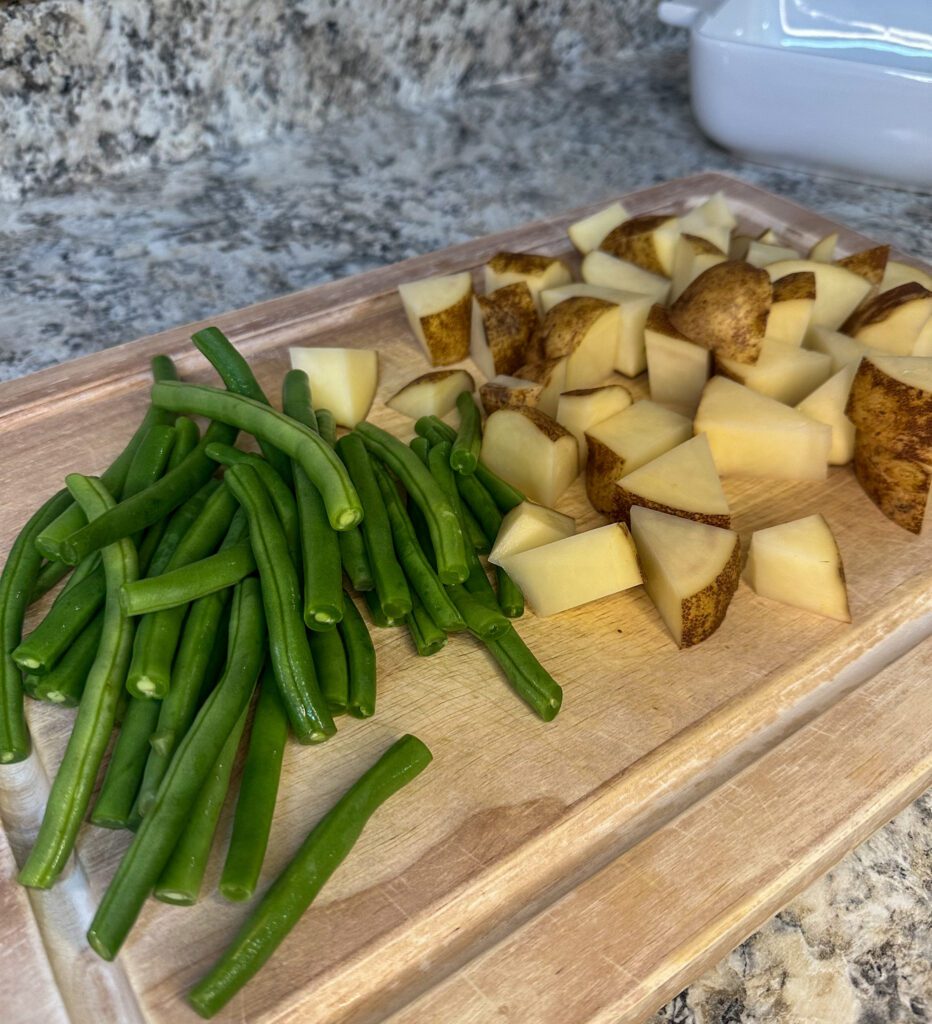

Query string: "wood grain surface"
[1, 173, 931, 1024]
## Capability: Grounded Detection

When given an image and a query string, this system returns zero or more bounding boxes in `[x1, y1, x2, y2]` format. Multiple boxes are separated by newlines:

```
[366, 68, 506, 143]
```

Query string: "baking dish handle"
[658, 0, 720, 29]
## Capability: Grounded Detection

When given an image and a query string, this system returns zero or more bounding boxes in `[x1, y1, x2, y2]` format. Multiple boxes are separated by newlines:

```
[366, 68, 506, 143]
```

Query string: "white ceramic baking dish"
[658, 0, 932, 190]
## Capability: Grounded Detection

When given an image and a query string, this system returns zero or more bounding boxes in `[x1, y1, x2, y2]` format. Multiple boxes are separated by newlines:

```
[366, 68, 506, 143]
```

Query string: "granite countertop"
[1, 45, 931, 1023]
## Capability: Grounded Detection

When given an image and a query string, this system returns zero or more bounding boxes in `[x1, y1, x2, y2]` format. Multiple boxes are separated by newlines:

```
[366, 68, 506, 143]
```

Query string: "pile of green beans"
[0, 334, 566, 1014]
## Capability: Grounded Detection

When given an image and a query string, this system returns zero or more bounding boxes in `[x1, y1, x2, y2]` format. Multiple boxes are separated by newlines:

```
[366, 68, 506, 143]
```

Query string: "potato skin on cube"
[853, 437, 931, 534]
[398, 273, 473, 366]
[846, 356, 932, 464]
[471, 282, 539, 378]
[679, 538, 741, 647]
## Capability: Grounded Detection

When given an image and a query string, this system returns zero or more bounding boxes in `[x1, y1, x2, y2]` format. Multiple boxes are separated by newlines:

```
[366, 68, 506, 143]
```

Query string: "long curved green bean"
[309, 626, 349, 716]
[122, 424, 178, 543]
[482, 627, 563, 722]
[154, 704, 249, 906]
[120, 541, 255, 616]
[354, 422, 467, 586]
[224, 463, 335, 744]
[282, 372, 342, 629]
[87, 577, 266, 960]
[406, 596, 447, 656]
[188, 734, 432, 1018]
[19, 475, 138, 887]
[219, 667, 288, 902]
[205, 443, 299, 557]
[142, 479, 222, 580]
[1, 488, 73, 762]
[151, 382, 361, 531]
[29, 559, 72, 604]
[450, 391, 481, 475]
[90, 696, 161, 830]
[371, 461, 465, 633]
[337, 434, 411, 620]
[339, 593, 376, 719]
[58, 419, 237, 566]
[35, 354, 179, 560]
[28, 613, 103, 707]
[134, 590, 232, 819]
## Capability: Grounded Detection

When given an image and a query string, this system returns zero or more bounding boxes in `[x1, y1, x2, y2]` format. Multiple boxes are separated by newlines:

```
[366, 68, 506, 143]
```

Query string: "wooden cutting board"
[2, 172, 932, 1024]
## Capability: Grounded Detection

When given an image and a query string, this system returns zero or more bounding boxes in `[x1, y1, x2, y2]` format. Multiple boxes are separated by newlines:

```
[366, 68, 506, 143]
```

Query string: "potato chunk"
[470, 283, 538, 379]
[765, 260, 872, 329]
[599, 214, 681, 276]
[715, 338, 832, 406]
[288, 347, 378, 427]
[744, 514, 850, 621]
[631, 506, 740, 647]
[479, 375, 543, 415]
[581, 251, 671, 305]
[852, 437, 932, 534]
[484, 252, 572, 313]
[556, 384, 632, 462]
[514, 356, 567, 418]
[644, 305, 711, 418]
[536, 297, 620, 389]
[846, 353, 932, 462]
[488, 501, 576, 565]
[767, 272, 815, 347]
[495, 524, 641, 617]
[840, 283, 932, 356]
[480, 407, 579, 507]
[796, 364, 858, 466]
[567, 201, 630, 254]
[386, 369, 475, 421]
[398, 272, 473, 365]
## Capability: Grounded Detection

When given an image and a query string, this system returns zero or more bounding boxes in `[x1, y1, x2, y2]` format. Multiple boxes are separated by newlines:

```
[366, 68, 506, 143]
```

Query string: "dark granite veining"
[0, 0, 676, 198]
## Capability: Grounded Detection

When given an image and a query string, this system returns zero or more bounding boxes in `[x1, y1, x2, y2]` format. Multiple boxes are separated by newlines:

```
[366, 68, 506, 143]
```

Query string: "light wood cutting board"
[2, 173, 931, 1024]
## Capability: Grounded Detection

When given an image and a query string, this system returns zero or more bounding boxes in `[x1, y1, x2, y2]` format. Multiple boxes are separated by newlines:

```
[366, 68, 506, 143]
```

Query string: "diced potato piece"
[585, 400, 693, 516]
[540, 283, 628, 313]
[537, 297, 619, 390]
[488, 501, 576, 565]
[288, 346, 379, 428]
[678, 193, 735, 251]
[568, 201, 630, 254]
[796, 363, 858, 465]
[881, 260, 932, 293]
[694, 376, 831, 480]
[846, 353, 932, 462]
[836, 245, 889, 285]
[470, 283, 538, 379]
[484, 252, 572, 313]
[480, 407, 579, 507]
[495, 524, 641, 617]
[729, 227, 779, 261]
[853, 437, 932, 534]
[808, 232, 838, 262]
[669, 261, 772, 364]
[744, 514, 850, 621]
[716, 338, 832, 406]
[804, 324, 870, 373]
[556, 384, 632, 462]
[745, 240, 801, 267]
[386, 368, 474, 421]
[765, 260, 872, 329]
[398, 273, 473, 365]
[581, 251, 671, 305]
[615, 434, 730, 527]
[479, 375, 543, 415]
[841, 283, 932, 355]
[514, 357, 567, 418]
[645, 305, 711, 418]
[670, 233, 726, 303]
[599, 215, 681, 276]
[767, 272, 815, 347]
[631, 506, 740, 647]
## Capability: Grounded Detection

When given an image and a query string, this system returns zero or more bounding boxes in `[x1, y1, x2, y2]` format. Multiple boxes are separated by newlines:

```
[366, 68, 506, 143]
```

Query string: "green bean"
[371, 461, 465, 633]
[28, 613, 103, 707]
[354, 422, 468, 586]
[155, 704, 249, 905]
[205, 443, 299, 557]
[413, 416, 449, 448]
[309, 626, 349, 716]
[58, 418, 236, 567]
[136, 416, 202, 573]
[188, 734, 432, 1018]
[122, 424, 178, 542]
[90, 696, 161, 830]
[0, 488, 73, 762]
[363, 589, 404, 629]
[337, 434, 411, 620]
[409, 435, 431, 466]
[495, 567, 525, 619]
[316, 408, 337, 447]
[87, 578, 265, 960]
[450, 391, 481, 475]
[192, 326, 292, 484]
[12, 567, 105, 675]
[143, 479, 222, 579]
[152, 382, 361, 531]
[19, 476, 138, 887]
[339, 593, 376, 719]
[419, 415, 524, 510]
[30, 560, 72, 604]
[219, 667, 287, 902]
[282, 372, 342, 629]
[447, 585, 510, 639]
[481, 627, 563, 721]
[224, 463, 334, 744]
[35, 354, 179, 560]
[120, 541, 255, 616]
[455, 471, 503, 543]
[406, 596, 446, 656]
[134, 591, 232, 819]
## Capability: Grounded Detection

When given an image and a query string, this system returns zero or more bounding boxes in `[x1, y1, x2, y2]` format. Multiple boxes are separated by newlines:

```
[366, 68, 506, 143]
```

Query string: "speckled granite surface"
[1, 47, 931, 1024]
[0, 0, 675, 198]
